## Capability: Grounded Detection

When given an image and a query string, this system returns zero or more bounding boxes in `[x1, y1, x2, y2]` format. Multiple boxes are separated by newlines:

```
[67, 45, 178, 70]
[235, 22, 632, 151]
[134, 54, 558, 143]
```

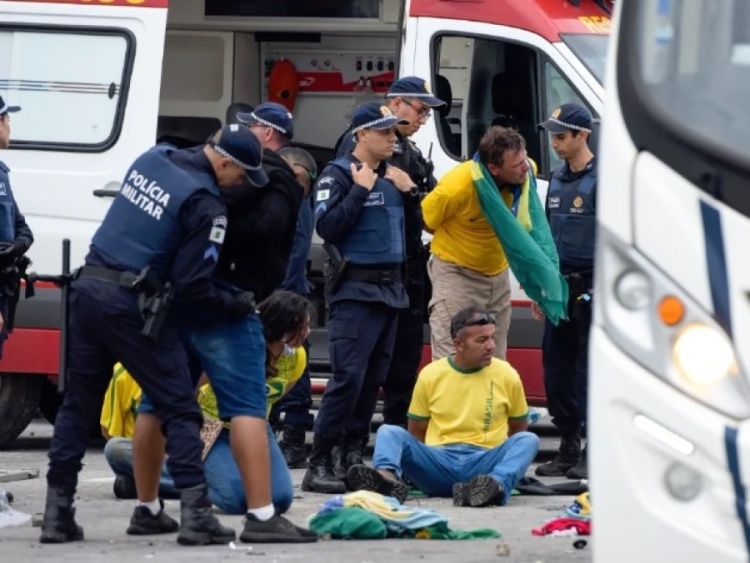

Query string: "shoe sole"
[452, 483, 469, 507]
[126, 523, 179, 535]
[346, 465, 409, 504]
[239, 531, 319, 544]
[177, 530, 236, 546]
[39, 531, 84, 543]
[300, 471, 347, 494]
[535, 464, 576, 477]
[467, 475, 501, 507]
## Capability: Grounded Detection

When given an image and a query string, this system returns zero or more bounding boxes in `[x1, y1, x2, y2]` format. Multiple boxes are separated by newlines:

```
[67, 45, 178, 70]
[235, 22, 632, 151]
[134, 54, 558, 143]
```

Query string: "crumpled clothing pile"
[532, 492, 591, 537]
[309, 490, 501, 540]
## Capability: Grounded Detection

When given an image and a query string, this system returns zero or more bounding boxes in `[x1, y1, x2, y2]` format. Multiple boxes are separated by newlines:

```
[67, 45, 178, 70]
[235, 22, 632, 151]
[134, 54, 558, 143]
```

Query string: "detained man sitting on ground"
[347, 305, 540, 507]
[102, 290, 312, 515]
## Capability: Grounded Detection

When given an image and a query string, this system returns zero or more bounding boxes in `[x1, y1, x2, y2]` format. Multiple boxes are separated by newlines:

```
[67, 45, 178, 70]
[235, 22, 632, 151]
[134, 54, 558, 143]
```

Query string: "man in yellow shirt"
[100, 364, 175, 500]
[422, 127, 533, 360]
[347, 305, 539, 507]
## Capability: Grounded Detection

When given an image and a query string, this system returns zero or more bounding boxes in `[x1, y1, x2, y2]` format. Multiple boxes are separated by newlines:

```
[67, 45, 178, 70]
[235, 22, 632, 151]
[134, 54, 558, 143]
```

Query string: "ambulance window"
[433, 35, 542, 166]
[543, 62, 589, 169]
[0, 28, 132, 151]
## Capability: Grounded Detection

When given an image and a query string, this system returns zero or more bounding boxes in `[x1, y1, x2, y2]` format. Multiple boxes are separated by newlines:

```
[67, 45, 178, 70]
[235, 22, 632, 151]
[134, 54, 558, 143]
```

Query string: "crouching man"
[347, 305, 539, 507]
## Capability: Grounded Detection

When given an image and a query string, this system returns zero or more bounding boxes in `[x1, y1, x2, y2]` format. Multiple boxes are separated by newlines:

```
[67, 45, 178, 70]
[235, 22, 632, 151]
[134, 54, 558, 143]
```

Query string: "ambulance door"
[0, 0, 169, 274]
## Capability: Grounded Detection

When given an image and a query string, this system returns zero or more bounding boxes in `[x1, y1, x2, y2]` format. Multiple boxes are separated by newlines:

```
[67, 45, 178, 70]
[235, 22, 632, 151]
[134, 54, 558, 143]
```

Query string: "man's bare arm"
[508, 417, 530, 436]
[407, 417, 429, 443]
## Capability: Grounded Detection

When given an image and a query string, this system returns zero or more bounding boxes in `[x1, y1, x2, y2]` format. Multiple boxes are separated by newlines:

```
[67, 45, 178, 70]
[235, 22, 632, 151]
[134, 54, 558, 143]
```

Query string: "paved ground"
[0, 421, 591, 562]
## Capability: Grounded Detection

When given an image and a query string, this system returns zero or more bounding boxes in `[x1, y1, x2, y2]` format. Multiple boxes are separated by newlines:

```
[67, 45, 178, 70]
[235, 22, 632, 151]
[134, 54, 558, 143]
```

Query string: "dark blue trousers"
[382, 280, 424, 427]
[314, 299, 398, 439]
[542, 298, 591, 437]
[47, 286, 204, 490]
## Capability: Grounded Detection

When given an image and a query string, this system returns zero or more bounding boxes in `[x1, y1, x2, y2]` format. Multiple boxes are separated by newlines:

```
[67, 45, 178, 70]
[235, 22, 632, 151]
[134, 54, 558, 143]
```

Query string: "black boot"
[334, 434, 368, 487]
[176, 484, 236, 546]
[535, 433, 582, 477]
[39, 486, 84, 544]
[301, 435, 347, 494]
[566, 444, 588, 479]
[279, 424, 308, 469]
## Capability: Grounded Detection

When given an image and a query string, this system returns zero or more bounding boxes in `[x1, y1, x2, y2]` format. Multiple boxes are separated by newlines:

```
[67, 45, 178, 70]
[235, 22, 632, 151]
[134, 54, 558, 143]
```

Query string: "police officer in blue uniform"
[533, 103, 596, 481]
[0, 97, 34, 353]
[334, 77, 445, 429]
[301, 102, 419, 493]
[41, 124, 266, 546]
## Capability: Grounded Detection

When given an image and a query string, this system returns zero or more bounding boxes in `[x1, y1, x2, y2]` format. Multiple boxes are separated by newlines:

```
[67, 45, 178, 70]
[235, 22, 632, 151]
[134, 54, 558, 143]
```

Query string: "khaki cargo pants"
[427, 255, 511, 361]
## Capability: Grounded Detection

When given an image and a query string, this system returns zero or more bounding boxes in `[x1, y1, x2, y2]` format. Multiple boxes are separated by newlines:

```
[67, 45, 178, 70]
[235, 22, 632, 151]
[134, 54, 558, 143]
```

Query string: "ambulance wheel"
[0, 373, 44, 449]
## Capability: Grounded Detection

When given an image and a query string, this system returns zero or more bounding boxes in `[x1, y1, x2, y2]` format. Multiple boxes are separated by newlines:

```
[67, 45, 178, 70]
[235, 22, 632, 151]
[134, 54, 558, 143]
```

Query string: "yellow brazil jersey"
[100, 363, 142, 440]
[407, 356, 529, 448]
[198, 346, 307, 428]
[422, 160, 536, 276]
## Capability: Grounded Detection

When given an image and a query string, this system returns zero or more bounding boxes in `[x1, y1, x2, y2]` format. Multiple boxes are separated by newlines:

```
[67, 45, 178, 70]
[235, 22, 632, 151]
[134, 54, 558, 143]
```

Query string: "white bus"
[591, 1, 750, 561]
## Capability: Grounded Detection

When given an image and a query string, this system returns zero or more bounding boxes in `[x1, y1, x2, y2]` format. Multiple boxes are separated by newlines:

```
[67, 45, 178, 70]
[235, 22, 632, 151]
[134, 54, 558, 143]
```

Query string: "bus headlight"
[673, 323, 738, 386]
[615, 270, 651, 310]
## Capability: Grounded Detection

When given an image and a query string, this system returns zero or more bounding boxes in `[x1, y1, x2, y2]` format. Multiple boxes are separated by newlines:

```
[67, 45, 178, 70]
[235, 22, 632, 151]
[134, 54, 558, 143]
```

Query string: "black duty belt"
[563, 270, 593, 281]
[77, 265, 142, 290]
[344, 266, 402, 285]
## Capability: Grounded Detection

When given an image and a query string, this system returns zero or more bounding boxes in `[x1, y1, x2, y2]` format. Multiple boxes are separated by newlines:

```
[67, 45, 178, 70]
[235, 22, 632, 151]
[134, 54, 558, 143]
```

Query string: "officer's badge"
[423, 80, 432, 94]
[0, 182, 6, 196]
[573, 196, 583, 208]
[552, 108, 562, 119]
[379, 105, 393, 117]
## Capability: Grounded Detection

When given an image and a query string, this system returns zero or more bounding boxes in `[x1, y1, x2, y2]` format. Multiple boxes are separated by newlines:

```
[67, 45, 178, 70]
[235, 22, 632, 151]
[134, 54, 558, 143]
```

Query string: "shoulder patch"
[316, 188, 331, 202]
[213, 215, 227, 228]
[317, 176, 335, 187]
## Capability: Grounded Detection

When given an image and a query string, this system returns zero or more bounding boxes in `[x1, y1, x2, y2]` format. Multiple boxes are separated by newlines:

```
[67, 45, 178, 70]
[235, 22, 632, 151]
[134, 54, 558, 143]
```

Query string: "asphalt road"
[0, 420, 591, 563]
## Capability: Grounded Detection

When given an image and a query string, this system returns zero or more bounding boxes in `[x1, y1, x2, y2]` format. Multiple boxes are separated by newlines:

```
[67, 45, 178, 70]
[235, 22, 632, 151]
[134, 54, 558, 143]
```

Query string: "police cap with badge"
[350, 101, 409, 135]
[209, 123, 269, 187]
[236, 102, 294, 141]
[386, 76, 446, 108]
[539, 103, 593, 134]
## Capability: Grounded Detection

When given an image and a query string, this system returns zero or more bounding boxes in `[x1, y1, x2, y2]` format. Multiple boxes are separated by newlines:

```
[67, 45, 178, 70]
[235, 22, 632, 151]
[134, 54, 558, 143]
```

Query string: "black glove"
[0, 240, 24, 259]
[233, 291, 257, 316]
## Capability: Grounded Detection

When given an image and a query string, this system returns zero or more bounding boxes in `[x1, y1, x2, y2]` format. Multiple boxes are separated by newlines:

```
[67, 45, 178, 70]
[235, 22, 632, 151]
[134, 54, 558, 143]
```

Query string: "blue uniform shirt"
[315, 154, 408, 308]
[75, 149, 245, 316]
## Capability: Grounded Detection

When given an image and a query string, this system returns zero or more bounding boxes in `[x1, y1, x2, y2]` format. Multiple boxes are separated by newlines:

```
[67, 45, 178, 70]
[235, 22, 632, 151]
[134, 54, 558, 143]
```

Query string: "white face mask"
[283, 343, 295, 356]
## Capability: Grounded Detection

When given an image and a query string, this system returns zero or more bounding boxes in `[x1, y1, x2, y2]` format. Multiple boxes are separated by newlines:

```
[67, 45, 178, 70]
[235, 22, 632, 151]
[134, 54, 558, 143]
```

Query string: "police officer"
[301, 102, 418, 493]
[533, 103, 596, 480]
[41, 124, 265, 546]
[335, 77, 446, 428]
[0, 96, 34, 352]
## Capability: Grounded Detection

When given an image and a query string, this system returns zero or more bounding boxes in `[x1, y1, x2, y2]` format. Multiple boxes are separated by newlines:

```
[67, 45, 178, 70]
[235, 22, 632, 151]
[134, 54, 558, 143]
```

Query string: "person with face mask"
[101, 290, 313, 516]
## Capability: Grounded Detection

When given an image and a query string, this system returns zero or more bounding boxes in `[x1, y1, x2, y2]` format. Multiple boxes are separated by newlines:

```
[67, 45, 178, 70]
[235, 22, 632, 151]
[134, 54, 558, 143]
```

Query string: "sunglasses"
[452, 313, 496, 338]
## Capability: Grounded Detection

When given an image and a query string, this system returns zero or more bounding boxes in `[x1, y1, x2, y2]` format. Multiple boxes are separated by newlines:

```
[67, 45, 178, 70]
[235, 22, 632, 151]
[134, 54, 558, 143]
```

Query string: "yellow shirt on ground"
[100, 363, 141, 440]
[407, 356, 529, 448]
[198, 346, 307, 428]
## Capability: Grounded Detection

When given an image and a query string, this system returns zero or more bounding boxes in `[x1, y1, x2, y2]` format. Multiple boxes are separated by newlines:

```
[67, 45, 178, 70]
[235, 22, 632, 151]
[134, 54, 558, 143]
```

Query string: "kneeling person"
[347, 306, 539, 506]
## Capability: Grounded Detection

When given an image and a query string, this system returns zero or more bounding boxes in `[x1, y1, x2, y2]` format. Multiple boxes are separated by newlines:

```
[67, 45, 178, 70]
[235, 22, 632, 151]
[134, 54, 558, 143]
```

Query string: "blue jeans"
[181, 314, 267, 419]
[372, 425, 540, 505]
[103, 437, 177, 498]
[204, 424, 293, 514]
[103, 423, 294, 514]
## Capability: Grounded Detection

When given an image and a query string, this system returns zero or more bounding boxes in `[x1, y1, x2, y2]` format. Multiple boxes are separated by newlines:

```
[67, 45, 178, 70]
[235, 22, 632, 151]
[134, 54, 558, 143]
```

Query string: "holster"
[323, 243, 350, 294]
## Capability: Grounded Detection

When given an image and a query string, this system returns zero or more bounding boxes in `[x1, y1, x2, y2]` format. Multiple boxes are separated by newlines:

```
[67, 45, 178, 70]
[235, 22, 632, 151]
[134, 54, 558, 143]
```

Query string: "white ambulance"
[0, 0, 610, 445]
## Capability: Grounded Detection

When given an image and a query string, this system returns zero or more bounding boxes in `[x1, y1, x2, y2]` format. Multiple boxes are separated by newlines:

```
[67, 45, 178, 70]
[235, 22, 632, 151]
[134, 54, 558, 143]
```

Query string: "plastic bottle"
[0, 490, 32, 528]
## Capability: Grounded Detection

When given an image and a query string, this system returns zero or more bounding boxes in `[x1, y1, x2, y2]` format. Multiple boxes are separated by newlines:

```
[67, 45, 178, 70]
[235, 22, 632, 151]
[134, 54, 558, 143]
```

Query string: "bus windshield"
[635, 0, 750, 158]
[561, 33, 609, 84]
